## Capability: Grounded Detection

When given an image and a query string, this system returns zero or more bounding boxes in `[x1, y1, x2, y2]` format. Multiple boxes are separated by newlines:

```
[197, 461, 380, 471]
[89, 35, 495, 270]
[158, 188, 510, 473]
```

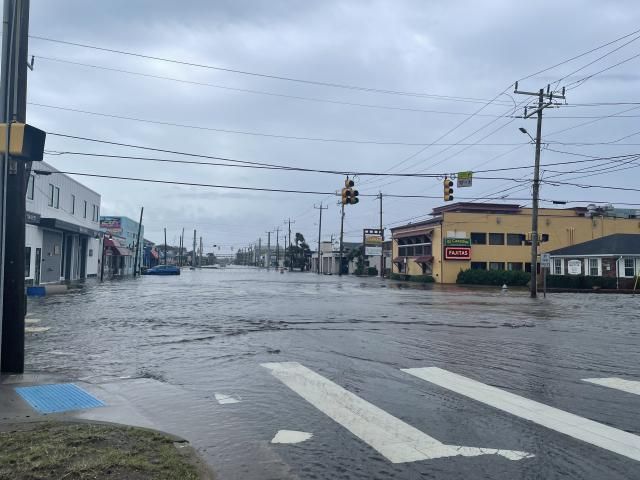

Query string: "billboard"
[365, 246, 382, 256]
[100, 216, 122, 232]
[363, 228, 384, 257]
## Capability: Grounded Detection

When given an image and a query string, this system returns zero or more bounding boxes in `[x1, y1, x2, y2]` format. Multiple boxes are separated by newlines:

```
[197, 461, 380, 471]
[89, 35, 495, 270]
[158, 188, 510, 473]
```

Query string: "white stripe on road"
[583, 377, 640, 396]
[403, 367, 640, 462]
[262, 362, 532, 463]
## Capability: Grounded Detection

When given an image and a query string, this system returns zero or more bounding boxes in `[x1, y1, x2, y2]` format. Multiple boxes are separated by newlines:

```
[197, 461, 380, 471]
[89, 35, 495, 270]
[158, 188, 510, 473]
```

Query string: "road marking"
[271, 430, 313, 444]
[262, 362, 533, 463]
[214, 393, 240, 404]
[402, 367, 640, 462]
[583, 377, 640, 396]
[25, 326, 50, 333]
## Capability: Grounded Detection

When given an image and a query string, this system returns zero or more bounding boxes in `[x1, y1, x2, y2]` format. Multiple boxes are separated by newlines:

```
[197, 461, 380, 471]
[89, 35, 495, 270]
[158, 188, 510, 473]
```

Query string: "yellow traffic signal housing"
[345, 178, 355, 188]
[443, 177, 454, 201]
[341, 187, 349, 204]
[341, 178, 359, 205]
[0, 123, 46, 161]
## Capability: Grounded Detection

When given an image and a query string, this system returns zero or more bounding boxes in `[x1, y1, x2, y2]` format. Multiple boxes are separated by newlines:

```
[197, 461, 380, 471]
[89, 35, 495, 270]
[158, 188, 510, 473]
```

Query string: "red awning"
[393, 257, 405, 263]
[104, 237, 132, 256]
[151, 249, 159, 259]
[414, 256, 434, 264]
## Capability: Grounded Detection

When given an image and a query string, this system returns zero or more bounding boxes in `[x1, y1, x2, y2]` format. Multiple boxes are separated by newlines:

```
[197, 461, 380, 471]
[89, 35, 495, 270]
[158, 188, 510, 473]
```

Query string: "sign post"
[540, 253, 550, 298]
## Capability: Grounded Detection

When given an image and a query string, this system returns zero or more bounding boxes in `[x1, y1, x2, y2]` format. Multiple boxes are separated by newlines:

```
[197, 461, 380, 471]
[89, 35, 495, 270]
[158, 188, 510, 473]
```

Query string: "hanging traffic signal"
[341, 178, 359, 205]
[443, 177, 454, 201]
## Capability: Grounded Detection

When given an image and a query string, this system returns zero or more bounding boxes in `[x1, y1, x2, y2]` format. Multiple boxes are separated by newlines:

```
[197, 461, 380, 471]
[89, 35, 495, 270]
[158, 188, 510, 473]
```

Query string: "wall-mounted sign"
[365, 235, 382, 245]
[365, 246, 382, 256]
[567, 259, 581, 275]
[444, 237, 471, 247]
[457, 171, 473, 188]
[100, 217, 122, 232]
[444, 246, 471, 260]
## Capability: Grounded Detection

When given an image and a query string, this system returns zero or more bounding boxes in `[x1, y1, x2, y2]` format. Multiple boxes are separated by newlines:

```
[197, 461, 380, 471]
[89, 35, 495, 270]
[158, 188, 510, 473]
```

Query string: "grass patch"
[0, 422, 205, 480]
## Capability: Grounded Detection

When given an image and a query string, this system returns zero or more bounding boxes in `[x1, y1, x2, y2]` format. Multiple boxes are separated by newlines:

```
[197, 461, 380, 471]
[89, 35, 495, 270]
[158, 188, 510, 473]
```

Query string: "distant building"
[25, 162, 102, 284]
[100, 215, 144, 276]
[143, 239, 159, 268]
[391, 202, 640, 283]
[311, 241, 360, 274]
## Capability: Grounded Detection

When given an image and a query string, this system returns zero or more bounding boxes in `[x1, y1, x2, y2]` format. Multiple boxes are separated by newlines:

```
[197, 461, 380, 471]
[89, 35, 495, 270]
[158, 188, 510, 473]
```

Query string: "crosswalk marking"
[262, 362, 533, 463]
[403, 367, 640, 463]
[583, 377, 640, 396]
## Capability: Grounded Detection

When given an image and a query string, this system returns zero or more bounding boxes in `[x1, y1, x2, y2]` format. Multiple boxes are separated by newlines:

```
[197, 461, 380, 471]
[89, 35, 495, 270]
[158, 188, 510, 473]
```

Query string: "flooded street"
[24, 268, 640, 479]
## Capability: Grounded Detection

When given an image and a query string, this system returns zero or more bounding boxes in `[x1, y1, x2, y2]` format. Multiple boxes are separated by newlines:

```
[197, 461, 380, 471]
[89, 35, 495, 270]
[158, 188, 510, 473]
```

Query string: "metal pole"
[530, 88, 544, 298]
[133, 206, 143, 276]
[275, 227, 280, 267]
[266, 231, 271, 269]
[180, 228, 184, 266]
[192, 229, 196, 267]
[258, 238, 262, 267]
[315, 203, 326, 274]
[164, 228, 167, 265]
[199, 236, 203, 267]
[543, 266, 547, 298]
[339, 203, 345, 276]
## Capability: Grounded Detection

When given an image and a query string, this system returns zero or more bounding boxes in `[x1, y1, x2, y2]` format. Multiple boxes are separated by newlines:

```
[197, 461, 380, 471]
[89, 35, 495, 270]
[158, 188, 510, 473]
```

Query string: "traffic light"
[341, 178, 359, 205]
[443, 177, 454, 201]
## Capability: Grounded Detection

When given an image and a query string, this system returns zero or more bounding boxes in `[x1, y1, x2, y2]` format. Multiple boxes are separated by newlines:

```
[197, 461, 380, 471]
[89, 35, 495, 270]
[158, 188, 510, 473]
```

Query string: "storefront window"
[507, 233, 525, 246]
[624, 258, 635, 277]
[470, 232, 486, 245]
[553, 258, 562, 275]
[589, 258, 599, 276]
[470, 262, 486, 270]
[489, 262, 504, 271]
[507, 262, 522, 271]
[489, 233, 505, 245]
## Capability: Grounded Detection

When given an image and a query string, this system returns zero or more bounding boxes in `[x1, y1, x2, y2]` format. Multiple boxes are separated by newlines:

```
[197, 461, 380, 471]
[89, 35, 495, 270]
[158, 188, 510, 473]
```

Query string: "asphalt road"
[24, 267, 640, 479]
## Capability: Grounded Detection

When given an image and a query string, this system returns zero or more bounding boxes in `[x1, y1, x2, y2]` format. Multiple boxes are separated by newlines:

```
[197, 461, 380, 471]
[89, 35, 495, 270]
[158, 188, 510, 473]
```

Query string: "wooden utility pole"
[1, 0, 31, 373]
[192, 229, 196, 268]
[514, 82, 565, 298]
[163, 228, 167, 265]
[285, 218, 295, 271]
[339, 203, 345, 276]
[378, 192, 384, 278]
[133, 207, 144, 276]
[314, 203, 327, 274]
[266, 231, 271, 269]
[275, 227, 281, 267]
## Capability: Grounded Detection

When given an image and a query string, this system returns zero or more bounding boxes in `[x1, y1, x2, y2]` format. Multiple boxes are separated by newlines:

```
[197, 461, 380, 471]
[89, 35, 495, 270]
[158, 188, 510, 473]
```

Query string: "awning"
[40, 217, 102, 237]
[414, 256, 434, 263]
[104, 237, 132, 256]
[393, 257, 405, 263]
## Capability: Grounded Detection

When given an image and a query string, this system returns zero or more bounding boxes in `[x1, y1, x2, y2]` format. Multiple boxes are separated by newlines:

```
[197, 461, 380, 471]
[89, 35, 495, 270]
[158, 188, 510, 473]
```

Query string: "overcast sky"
[26, 0, 640, 253]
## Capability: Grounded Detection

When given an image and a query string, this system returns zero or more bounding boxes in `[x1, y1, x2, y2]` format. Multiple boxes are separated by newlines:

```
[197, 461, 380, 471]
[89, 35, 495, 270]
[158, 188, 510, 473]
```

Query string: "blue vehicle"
[143, 265, 181, 275]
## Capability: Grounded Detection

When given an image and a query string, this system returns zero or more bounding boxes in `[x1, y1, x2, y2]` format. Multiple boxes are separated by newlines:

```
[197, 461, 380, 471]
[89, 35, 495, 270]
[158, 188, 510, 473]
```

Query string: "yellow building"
[390, 203, 640, 284]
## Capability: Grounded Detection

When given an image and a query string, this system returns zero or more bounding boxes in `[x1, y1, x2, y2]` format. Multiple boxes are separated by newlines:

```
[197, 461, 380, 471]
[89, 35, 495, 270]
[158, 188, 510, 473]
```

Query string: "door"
[41, 230, 63, 283]
[80, 237, 88, 279]
[34, 248, 41, 285]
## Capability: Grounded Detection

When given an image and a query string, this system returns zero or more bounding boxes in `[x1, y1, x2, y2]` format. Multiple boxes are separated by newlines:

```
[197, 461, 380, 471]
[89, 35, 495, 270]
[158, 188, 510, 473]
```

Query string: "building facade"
[391, 203, 640, 284]
[100, 216, 144, 276]
[25, 162, 102, 284]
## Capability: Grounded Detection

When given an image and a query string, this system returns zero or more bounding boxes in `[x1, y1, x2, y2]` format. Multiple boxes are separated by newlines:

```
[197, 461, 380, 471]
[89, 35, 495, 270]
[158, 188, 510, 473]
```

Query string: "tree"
[286, 233, 312, 271]
[347, 245, 365, 275]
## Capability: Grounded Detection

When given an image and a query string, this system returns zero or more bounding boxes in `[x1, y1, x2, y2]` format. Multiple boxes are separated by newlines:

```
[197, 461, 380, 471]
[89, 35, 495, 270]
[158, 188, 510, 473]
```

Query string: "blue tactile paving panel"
[15, 383, 105, 414]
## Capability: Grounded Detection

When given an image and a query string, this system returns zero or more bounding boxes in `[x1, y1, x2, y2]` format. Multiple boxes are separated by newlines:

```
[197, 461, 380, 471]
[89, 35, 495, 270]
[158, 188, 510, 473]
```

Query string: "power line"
[565, 51, 640, 90]
[29, 35, 510, 103]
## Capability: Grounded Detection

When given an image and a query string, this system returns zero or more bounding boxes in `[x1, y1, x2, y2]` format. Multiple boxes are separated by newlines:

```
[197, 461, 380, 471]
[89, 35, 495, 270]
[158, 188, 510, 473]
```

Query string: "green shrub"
[389, 273, 434, 283]
[366, 267, 378, 276]
[456, 269, 529, 286]
[546, 275, 620, 289]
[390, 273, 407, 281]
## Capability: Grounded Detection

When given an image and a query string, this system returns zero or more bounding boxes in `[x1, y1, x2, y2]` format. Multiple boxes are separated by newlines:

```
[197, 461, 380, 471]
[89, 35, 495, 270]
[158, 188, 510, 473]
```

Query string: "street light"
[519, 127, 535, 143]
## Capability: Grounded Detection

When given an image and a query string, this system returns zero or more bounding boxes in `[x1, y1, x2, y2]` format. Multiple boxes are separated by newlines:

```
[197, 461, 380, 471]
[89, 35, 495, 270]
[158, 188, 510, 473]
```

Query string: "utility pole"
[378, 192, 384, 278]
[266, 231, 271, 269]
[285, 218, 295, 271]
[514, 82, 565, 298]
[339, 203, 345, 276]
[199, 236, 203, 267]
[314, 203, 327, 274]
[192, 230, 197, 268]
[179, 228, 184, 266]
[133, 207, 144, 276]
[1, 0, 30, 373]
[275, 226, 281, 268]
[164, 228, 167, 265]
[258, 238, 262, 267]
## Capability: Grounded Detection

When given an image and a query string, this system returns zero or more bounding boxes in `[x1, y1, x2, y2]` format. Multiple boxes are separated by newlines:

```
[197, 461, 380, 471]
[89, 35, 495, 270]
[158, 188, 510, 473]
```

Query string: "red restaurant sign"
[444, 246, 471, 260]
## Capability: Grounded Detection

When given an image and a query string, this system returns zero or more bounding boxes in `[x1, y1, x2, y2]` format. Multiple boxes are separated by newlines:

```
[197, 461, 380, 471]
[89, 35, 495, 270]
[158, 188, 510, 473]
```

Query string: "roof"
[548, 234, 640, 256]
[390, 216, 442, 232]
[431, 202, 522, 215]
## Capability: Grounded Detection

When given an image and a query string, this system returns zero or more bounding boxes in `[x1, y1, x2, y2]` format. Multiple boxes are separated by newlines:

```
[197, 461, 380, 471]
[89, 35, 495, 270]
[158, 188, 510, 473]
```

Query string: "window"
[507, 262, 523, 271]
[27, 176, 34, 200]
[48, 184, 54, 206]
[25, 247, 31, 277]
[507, 233, 524, 246]
[54, 187, 60, 208]
[553, 258, 563, 275]
[525, 262, 540, 273]
[92, 205, 97, 221]
[589, 258, 600, 276]
[470, 262, 486, 270]
[470, 232, 486, 245]
[489, 262, 504, 271]
[624, 258, 635, 277]
[84, 200, 88, 218]
[71, 194, 75, 214]
[541, 233, 549, 242]
[489, 233, 504, 245]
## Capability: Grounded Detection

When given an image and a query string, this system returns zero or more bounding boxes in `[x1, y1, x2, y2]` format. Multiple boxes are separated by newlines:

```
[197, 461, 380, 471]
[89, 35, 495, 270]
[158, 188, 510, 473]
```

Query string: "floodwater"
[25, 267, 640, 479]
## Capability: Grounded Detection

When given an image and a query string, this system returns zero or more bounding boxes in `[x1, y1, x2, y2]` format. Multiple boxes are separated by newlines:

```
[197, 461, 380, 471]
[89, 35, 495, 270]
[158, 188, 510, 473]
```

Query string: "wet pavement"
[21, 267, 640, 479]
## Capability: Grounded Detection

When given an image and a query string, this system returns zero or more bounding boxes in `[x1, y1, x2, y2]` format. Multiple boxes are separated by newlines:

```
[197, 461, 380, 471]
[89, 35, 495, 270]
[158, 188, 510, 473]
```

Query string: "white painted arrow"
[262, 362, 533, 463]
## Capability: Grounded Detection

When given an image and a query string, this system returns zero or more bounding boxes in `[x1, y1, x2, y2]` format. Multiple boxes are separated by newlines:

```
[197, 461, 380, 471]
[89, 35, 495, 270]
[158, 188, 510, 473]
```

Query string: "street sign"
[444, 237, 471, 247]
[540, 253, 551, 268]
[457, 171, 473, 188]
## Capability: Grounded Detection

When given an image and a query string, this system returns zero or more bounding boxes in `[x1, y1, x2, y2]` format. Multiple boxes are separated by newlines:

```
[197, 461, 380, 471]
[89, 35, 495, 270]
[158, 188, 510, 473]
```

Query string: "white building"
[25, 162, 102, 284]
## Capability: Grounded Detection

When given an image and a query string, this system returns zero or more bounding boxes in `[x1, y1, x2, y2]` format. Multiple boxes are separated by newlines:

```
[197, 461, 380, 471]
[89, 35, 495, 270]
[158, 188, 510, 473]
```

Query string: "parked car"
[142, 265, 181, 275]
